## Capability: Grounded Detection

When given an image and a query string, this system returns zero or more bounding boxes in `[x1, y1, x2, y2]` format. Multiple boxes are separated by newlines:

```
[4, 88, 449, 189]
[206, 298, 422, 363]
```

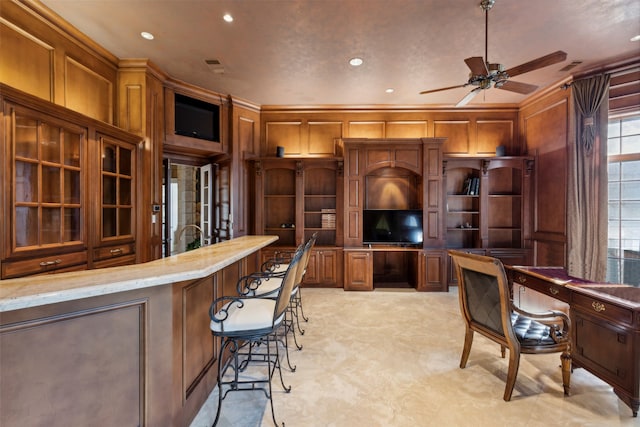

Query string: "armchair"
[449, 250, 571, 401]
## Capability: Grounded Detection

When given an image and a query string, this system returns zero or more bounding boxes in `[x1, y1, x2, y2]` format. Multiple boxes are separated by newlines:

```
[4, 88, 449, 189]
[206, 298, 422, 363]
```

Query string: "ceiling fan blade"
[464, 57, 489, 76]
[504, 50, 568, 77]
[455, 88, 482, 107]
[498, 80, 538, 94]
[419, 84, 467, 95]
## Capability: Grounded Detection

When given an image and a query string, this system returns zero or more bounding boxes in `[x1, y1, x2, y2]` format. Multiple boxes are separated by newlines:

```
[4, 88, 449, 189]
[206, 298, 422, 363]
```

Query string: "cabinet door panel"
[98, 134, 136, 243]
[574, 310, 634, 391]
[344, 251, 372, 291]
[319, 250, 337, 284]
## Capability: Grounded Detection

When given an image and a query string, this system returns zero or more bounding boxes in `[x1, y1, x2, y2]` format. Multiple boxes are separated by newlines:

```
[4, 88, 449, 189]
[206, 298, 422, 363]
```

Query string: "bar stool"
[209, 247, 303, 427]
[261, 233, 317, 334]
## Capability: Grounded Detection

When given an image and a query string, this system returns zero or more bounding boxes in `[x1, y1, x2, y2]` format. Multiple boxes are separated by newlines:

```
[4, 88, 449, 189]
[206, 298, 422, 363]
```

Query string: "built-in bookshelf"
[254, 158, 342, 248]
[304, 165, 338, 246]
[444, 156, 532, 251]
[262, 162, 297, 246]
[443, 156, 533, 286]
[445, 160, 482, 249]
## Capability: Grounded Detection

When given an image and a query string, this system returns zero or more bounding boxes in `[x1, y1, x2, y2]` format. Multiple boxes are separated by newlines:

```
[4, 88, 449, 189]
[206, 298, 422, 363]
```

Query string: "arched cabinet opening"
[342, 138, 446, 292]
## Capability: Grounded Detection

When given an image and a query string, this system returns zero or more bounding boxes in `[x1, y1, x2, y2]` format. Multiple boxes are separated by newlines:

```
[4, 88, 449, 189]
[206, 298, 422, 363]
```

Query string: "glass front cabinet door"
[1, 88, 141, 278]
[2, 102, 89, 278]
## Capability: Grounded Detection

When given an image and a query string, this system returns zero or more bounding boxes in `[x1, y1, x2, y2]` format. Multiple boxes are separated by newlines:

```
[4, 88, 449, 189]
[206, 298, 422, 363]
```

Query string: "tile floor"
[190, 288, 638, 427]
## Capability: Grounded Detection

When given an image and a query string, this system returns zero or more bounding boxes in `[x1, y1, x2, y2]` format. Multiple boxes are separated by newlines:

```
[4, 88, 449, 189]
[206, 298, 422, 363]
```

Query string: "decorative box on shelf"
[321, 209, 336, 229]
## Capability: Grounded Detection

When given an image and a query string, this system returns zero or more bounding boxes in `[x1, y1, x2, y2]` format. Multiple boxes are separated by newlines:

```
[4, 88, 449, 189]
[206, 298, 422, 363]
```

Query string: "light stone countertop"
[0, 235, 278, 312]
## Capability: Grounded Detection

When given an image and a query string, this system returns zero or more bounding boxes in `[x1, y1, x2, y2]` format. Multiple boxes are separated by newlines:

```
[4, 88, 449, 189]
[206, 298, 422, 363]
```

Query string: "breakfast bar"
[0, 235, 277, 427]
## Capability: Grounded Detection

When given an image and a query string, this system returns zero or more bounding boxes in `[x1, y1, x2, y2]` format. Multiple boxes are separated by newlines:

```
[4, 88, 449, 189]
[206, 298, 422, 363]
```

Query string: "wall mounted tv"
[174, 93, 220, 142]
[363, 209, 423, 246]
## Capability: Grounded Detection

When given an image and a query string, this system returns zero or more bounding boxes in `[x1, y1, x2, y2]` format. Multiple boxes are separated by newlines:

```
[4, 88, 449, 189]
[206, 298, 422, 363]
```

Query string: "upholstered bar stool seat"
[210, 298, 284, 335]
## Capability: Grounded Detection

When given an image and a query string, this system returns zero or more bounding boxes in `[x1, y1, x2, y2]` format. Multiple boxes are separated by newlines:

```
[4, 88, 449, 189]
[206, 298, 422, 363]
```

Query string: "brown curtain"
[567, 74, 610, 281]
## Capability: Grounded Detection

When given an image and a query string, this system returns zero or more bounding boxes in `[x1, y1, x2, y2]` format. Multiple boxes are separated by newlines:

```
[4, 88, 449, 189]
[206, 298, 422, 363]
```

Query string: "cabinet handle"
[39, 259, 62, 267]
[549, 287, 559, 295]
[591, 301, 606, 312]
[517, 275, 527, 283]
[110, 248, 123, 255]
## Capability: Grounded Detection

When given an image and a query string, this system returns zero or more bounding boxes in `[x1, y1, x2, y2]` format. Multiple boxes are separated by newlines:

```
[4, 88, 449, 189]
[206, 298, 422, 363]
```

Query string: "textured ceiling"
[41, 0, 640, 107]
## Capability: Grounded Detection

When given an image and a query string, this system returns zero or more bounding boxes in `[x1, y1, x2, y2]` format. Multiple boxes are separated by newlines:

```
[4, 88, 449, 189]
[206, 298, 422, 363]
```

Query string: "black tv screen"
[174, 94, 220, 142]
[363, 209, 423, 245]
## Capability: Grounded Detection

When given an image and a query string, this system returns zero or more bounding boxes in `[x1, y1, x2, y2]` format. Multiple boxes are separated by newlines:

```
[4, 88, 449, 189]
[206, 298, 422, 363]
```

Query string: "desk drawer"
[511, 272, 571, 303]
[571, 292, 634, 326]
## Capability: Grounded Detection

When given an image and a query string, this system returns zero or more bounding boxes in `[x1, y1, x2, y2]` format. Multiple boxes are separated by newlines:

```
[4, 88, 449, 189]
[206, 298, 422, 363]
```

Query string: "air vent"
[205, 59, 225, 74]
[559, 61, 582, 72]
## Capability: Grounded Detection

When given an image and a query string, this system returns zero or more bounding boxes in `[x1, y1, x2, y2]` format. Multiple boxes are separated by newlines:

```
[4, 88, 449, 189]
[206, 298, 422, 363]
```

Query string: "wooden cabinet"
[1, 88, 88, 277]
[1, 84, 140, 278]
[417, 250, 446, 291]
[444, 156, 533, 285]
[344, 250, 373, 291]
[303, 248, 341, 287]
[93, 134, 137, 267]
[163, 86, 228, 157]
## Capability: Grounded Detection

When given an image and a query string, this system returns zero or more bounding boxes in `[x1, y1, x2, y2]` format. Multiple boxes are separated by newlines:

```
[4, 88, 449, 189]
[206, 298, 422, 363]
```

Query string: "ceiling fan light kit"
[420, 0, 567, 107]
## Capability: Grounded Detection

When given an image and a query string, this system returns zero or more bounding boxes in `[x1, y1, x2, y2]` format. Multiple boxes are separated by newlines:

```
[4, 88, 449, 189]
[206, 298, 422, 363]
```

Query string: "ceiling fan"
[420, 0, 567, 107]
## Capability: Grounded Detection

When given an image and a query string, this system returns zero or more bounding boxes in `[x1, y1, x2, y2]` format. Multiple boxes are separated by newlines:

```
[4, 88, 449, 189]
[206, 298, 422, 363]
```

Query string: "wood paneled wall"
[0, 0, 119, 123]
[117, 60, 167, 262]
[230, 98, 261, 237]
[261, 109, 521, 158]
[519, 88, 571, 266]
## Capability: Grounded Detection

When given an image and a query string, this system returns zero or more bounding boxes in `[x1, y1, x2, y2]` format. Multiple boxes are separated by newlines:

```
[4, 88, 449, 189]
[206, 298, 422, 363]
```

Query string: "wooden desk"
[506, 266, 640, 417]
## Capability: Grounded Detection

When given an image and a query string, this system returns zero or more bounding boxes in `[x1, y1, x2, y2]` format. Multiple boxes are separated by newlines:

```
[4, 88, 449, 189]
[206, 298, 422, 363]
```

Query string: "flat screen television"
[363, 209, 423, 245]
[174, 94, 220, 142]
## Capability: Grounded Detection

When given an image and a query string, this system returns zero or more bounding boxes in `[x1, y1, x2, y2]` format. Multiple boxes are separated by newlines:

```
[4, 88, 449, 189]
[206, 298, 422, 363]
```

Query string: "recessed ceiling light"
[385, 88, 394, 93]
[223, 13, 233, 23]
[349, 57, 363, 67]
[140, 31, 154, 40]
[631, 35, 640, 42]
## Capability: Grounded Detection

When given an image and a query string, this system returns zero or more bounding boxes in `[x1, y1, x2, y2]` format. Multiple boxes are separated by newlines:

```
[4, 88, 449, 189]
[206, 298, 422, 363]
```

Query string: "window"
[607, 114, 640, 285]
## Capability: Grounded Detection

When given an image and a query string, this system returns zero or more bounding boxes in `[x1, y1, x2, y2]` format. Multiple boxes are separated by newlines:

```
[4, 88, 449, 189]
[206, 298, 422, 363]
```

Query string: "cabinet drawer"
[93, 243, 135, 261]
[93, 254, 136, 269]
[571, 292, 634, 326]
[511, 271, 571, 303]
[1, 251, 88, 279]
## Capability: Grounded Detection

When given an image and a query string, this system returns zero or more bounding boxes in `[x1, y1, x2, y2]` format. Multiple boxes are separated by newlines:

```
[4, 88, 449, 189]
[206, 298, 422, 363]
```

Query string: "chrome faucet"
[177, 224, 208, 248]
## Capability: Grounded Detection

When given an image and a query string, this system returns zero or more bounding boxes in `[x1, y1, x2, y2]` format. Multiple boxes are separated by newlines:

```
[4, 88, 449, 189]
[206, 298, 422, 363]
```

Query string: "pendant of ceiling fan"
[419, 0, 567, 107]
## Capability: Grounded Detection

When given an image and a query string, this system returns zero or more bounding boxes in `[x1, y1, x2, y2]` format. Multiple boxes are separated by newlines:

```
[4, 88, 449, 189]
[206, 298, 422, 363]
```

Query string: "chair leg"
[459, 328, 474, 368]
[560, 349, 571, 395]
[290, 289, 305, 336]
[287, 302, 303, 350]
[503, 347, 520, 401]
[212, 337, 235, 427]
[297, 287, 309, 322]
[270, 333, 292, 394]
[279, 318, 297, 372]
